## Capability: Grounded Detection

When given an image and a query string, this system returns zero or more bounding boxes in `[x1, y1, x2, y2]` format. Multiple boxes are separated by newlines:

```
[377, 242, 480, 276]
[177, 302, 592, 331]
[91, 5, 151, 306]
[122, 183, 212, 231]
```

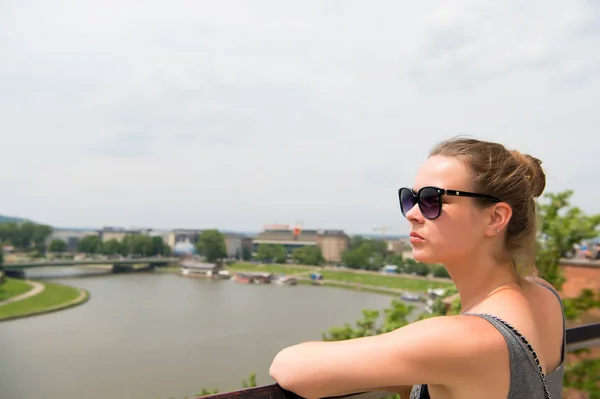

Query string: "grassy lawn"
[319, 281, 403, 296]
[227, 263, 319, 275]
[319, 270, 453, 291]
[0, 278, 33, 301]
[0, 281, 88, 321]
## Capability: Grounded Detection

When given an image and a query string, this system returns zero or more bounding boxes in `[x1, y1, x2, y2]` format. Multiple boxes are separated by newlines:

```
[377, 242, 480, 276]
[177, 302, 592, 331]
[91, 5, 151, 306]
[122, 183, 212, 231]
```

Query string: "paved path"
[321, 266, 453, 283]
[0, 280, 45, 306]
[299, 277, 409, 294]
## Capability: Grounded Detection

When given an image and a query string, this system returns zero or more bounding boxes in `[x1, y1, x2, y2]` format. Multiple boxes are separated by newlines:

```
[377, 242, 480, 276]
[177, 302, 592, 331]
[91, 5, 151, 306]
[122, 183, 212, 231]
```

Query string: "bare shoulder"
[523, 276, 563, 315]
[524, 275, 559, 292]
[270, 315, 509, 398]
[389, 315, 509, 371]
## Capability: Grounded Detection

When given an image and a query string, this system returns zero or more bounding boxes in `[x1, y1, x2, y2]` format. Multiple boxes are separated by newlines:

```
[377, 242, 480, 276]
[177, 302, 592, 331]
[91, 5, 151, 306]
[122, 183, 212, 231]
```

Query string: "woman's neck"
[445, 256, 519, 314]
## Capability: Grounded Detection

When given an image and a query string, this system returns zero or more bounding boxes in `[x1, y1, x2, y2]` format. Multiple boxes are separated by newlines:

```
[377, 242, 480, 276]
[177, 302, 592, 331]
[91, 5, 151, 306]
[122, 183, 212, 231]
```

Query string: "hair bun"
[524, 154, 546, 198]
[510, 150, 546, 198]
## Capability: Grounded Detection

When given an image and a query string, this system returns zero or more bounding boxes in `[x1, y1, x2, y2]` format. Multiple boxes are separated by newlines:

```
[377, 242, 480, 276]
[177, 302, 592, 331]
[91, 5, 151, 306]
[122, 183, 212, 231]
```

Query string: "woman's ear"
[485, 202, 512, 237]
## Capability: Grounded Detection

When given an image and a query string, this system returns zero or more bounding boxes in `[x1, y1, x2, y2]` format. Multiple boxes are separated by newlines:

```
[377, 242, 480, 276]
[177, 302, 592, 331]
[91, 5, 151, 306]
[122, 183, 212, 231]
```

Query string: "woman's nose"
[405, 202, 423, 223]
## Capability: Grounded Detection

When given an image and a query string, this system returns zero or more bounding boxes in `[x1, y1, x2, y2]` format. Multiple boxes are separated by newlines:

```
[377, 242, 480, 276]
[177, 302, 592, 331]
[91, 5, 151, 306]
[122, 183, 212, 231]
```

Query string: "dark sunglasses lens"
[419, 187, 441, 219]
[399, 188, 415, 216]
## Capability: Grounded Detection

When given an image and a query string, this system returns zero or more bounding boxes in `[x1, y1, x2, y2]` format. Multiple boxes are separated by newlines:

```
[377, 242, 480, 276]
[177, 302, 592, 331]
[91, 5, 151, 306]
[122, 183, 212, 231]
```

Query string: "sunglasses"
[398, 186, 500, 220]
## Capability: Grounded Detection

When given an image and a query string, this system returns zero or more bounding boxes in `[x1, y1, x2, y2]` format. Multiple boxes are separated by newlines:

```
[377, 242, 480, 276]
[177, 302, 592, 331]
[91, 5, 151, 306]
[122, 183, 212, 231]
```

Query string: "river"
[0, 270, 404, 399]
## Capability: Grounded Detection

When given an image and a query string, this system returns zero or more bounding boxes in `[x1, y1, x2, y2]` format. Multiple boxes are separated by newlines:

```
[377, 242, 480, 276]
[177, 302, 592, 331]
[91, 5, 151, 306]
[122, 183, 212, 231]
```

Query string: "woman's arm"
[270, 315, 503, 399]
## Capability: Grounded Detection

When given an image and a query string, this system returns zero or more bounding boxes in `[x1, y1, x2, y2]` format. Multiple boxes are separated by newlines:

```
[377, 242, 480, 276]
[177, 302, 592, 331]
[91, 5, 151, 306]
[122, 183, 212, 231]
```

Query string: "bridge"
[2, 258, 180, 268]
[202, 321, 600, 399]
[1, 258, 180, 278]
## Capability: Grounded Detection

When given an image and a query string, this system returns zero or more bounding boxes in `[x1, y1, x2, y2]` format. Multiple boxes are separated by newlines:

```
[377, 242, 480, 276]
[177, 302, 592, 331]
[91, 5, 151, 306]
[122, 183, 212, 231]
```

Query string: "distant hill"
[0, 215, 29, 224]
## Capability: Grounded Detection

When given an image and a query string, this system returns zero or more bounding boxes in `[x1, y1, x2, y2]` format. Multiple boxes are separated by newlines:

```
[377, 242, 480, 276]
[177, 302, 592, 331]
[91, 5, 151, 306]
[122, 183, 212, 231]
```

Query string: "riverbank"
[227, 263, 320, 275]
[0, 278, 35, 302]
[225, 263, 454, 292]
[0, 280, 89, 322]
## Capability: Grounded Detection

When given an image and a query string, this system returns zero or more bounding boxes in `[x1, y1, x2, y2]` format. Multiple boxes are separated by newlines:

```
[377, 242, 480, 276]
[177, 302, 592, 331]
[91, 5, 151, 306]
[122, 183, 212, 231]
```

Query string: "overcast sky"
[0, 1, 599, 235]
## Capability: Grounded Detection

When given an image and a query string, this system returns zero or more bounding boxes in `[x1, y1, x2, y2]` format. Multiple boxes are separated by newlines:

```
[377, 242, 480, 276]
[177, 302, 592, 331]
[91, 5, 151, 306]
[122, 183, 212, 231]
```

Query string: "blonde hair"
[430, 137, 546, 274]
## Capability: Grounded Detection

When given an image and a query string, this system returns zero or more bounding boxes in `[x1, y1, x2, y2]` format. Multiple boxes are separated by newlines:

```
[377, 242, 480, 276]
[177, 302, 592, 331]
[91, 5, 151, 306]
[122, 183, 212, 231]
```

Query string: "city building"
[98, 227, 151, 242]
[166, 229, 253, 258]
[241, 236, 253, 258]
[224, 233, 243, 258]
[316, 230, 349, 263]
[166, 229, 203, 250]
[253, 225, 319, 253]
[221, 233, 253, 259]
[253, 224, 349, 263]
[387, 238, 409, 254]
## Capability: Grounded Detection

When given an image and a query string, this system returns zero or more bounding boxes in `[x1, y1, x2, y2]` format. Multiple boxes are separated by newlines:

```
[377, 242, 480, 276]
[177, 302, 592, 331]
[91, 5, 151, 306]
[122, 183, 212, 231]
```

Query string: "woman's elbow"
[269, 349, 314, 398]
[269, 349, 296, 389]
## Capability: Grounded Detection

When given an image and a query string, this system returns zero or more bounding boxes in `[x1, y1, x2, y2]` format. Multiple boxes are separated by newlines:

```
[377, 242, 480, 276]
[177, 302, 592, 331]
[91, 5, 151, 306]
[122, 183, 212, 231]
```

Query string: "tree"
[322, 299, 414, 341]
[274, 245, 286, 263]
[255, 244, 270, 262]
[18, 222, 35, 249]
[196, 230, 227, 262]
[341, 243, 375, 269]
[0, 246, 4, 285]
[193, 372, 258, 398]
[242, 246, 252, 261]
[386, 254, 404, 267]
[151, 236, 166, 256]
[161, 245, 172, 257]
[562, 289, 600, 321]
[431, 265, 450, 278]
[0, 221, 53, 252]
[564, 356, 600, 399]
[341, 238, 389, 270]
[241, 372, 257, 388]
[402, 258, 430, 276]
[292, 246, 324, 266]
[129, 234, 154, 256]
[32, 223, 53, 251]
[48, 238, 67, 253]
[77, 235, 103, 253]
[536, 190, 600, 289]
[112, 234, 169, 257]
[255, 244, 287, 263]
[101, 239, 121, 255]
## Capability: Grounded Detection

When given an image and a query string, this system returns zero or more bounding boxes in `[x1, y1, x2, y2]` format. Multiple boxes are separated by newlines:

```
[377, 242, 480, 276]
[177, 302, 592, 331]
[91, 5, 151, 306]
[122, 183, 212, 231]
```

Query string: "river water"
[0, 270, 399, 399]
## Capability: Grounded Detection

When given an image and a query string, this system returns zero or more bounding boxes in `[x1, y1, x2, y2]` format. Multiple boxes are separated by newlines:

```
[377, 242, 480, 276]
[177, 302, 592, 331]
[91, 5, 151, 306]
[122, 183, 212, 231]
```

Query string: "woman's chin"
[411, 247, 437, 264]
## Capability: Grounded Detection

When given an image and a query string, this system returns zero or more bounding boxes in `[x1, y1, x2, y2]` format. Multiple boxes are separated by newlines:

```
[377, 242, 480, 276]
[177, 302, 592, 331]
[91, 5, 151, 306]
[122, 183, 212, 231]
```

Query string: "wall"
[559, 259, 600, 298]
[317, 235, 349, 263]
[225, 237, 242, 258]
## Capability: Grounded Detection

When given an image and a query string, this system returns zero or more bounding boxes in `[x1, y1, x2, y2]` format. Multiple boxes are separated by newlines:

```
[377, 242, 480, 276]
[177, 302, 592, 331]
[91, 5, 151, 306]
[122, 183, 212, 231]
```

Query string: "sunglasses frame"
[398, 186, 501, 220]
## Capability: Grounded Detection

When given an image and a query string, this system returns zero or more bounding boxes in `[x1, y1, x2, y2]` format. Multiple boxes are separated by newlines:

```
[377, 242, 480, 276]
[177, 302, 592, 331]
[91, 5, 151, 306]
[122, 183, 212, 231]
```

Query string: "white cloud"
[0, 0, 599, 234]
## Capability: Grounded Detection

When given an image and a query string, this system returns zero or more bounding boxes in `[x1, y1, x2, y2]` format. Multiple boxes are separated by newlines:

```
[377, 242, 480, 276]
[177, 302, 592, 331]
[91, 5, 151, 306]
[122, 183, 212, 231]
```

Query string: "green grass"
[227, 263, 319, 275]
[319, 281, 402, 296]
[319, 270, 453, 292]
[0, 281, 88, 321]
[0, 278, 33, 301]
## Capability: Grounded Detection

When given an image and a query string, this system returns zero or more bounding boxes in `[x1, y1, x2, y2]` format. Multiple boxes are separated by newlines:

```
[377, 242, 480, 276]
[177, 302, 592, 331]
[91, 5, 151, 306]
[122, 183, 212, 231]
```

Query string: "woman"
[269, 138, 565, 399]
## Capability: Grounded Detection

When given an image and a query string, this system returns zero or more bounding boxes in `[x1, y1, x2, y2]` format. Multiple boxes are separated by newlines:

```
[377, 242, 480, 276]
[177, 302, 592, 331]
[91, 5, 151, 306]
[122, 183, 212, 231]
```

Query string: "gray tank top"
[410, 282, 566, 398]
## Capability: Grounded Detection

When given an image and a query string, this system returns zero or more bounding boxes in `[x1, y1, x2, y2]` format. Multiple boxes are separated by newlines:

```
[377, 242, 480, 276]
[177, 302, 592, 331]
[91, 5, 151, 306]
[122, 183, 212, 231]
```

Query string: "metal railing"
[201, 322, 600, 399]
